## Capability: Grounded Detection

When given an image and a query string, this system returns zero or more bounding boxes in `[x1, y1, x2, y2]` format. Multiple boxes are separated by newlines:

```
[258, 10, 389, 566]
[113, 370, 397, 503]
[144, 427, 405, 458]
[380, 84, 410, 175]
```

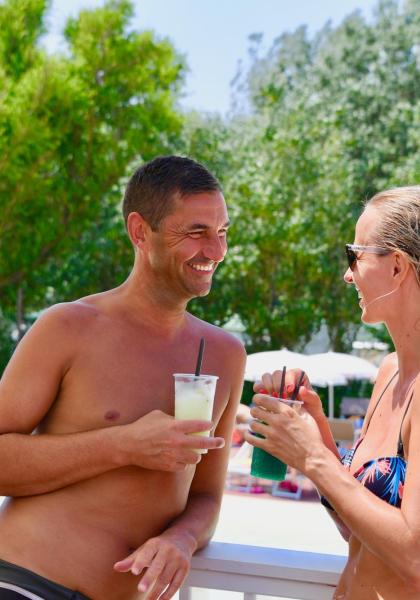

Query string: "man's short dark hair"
[123, 155, 222, 231]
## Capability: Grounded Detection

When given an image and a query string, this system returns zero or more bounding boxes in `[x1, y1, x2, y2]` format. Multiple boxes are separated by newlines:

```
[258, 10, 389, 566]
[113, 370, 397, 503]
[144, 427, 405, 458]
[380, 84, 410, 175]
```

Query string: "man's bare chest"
[42, 329, 228, 433]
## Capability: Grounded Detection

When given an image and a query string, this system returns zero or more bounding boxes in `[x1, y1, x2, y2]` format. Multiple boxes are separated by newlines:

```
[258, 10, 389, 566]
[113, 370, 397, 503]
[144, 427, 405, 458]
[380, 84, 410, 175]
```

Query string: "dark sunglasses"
[345, 244, 391, 271]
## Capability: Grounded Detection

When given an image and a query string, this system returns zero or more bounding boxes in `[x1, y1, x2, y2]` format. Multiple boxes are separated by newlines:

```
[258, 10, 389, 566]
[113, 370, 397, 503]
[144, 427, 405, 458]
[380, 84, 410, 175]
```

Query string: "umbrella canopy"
[244, 349, 378, 418]
[244, 348, 309, 382]
[305, 351, 378, 418]
[305, 351, 378, 386]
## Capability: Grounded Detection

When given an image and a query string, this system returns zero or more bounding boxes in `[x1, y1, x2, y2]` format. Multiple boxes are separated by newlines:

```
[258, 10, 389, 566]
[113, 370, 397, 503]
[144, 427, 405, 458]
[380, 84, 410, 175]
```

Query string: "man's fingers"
[175, 419, 214, 434]
[205, 436, 225, 449]
[145, 564, 176, 600]
[113, 555, 134, 573]
[177, 450, 202, 464]
[113, 547, 140, 572]
[118, 545, 156, 576]
[137, 556, 166, 594]
[160, 568, 188, 600]
[182, 435, 225, 451]
[142, 579, 168, 600]
[137, 578, 169, 600]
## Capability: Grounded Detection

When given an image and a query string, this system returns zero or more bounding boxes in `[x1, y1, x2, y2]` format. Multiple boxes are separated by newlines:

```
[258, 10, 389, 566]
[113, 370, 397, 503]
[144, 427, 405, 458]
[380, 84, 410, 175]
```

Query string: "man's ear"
[126, 212, 150, 248]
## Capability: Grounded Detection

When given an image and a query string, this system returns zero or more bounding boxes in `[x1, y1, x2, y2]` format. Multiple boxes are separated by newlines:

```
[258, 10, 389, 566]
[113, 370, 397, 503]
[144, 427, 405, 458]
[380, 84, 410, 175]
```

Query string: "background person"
[246, 186, 420, 599]
[0, 155, 246, 600]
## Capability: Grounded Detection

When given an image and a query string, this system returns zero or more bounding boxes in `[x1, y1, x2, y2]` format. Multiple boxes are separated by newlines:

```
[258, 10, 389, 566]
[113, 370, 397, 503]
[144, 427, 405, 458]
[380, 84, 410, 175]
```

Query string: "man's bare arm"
[0, 413, 225, 496]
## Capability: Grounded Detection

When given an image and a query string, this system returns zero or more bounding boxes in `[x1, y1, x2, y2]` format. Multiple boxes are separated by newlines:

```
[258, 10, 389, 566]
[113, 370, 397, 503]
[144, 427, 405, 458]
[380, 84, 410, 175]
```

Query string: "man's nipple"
[104, 409, 121, 422]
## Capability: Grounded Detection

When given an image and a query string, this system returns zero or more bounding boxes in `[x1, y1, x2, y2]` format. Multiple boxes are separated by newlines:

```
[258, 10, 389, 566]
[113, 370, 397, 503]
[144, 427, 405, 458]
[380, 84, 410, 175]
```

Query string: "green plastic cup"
[250, 399, 303, 481]
[251, 440, 287, 480]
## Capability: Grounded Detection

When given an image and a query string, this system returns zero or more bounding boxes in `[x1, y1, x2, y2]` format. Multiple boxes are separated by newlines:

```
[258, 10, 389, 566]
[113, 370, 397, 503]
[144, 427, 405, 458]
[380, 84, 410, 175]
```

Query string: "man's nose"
[203, 235, 227, 262]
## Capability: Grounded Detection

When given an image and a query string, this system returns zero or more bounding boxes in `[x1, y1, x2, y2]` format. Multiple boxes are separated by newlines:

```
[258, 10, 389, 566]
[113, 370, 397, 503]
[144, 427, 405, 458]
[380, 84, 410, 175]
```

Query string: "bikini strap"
[397, 388, 415, 458]
[364, 370, 399, 434]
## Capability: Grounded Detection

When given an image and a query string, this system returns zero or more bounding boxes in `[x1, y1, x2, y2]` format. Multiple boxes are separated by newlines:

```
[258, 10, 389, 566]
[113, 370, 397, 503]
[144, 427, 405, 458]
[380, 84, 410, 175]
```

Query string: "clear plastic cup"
[173, 373, 219, 454]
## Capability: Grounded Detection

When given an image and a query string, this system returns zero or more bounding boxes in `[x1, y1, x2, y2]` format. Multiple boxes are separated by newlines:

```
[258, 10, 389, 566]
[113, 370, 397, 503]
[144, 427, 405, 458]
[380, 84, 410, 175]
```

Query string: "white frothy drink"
[174, 374, 219, 453]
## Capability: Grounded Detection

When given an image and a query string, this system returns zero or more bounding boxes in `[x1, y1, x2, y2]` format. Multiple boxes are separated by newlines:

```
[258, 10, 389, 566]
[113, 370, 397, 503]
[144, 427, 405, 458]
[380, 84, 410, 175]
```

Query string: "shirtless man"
[0, 155, 246, 600]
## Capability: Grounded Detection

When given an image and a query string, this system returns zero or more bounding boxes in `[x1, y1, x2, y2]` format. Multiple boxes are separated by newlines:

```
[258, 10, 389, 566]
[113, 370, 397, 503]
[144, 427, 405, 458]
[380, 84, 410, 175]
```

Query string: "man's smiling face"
[145, 190, 230, 300]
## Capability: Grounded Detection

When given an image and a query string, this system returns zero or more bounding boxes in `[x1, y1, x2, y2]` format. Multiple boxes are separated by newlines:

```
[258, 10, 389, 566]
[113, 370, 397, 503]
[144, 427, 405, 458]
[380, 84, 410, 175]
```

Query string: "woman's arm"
[245, 376, 420, 590]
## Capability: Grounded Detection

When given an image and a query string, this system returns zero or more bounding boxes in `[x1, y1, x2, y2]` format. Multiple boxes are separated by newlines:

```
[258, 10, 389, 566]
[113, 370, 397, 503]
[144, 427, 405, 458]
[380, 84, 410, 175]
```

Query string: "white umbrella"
[245, 349, 377, 418]
[244, 348, 309, 382]
[305, 352, 378, 383]
[304, 352, 378, 417]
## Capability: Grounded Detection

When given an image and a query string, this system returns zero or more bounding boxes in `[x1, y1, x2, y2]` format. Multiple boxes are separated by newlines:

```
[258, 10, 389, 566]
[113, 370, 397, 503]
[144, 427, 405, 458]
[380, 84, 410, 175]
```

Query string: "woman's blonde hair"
[365, 186, 420, 285]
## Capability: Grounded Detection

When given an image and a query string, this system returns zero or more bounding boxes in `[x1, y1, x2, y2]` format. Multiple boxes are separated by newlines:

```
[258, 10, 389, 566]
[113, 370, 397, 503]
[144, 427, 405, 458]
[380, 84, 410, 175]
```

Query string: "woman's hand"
[253, 369, 324, 420]
[244, 393, 325, 474]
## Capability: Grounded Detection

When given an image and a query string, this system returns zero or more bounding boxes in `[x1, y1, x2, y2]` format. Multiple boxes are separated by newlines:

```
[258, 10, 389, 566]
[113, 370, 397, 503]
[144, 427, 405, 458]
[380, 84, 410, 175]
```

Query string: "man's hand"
[113, 531, 194, 599]
[119, 410, 225, 472]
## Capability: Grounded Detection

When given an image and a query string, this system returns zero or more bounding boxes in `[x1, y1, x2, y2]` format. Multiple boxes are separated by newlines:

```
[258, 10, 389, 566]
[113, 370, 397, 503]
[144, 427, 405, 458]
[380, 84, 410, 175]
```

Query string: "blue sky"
[43, 0, 382, 114]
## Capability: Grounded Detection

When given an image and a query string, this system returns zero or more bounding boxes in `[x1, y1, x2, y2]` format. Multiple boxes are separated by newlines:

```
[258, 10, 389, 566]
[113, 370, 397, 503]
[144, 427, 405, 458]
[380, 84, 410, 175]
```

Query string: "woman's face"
[344, 207, 395, 324]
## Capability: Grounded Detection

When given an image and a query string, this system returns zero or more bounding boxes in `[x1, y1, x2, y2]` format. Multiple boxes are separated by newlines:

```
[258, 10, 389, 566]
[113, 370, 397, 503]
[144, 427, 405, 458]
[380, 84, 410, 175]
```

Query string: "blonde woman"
[246, 186, 420, 599]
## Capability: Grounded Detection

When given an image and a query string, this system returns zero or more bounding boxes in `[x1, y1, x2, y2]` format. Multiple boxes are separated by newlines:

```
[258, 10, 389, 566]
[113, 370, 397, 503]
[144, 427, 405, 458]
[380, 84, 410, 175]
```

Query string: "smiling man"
[0, 156, 246, 600]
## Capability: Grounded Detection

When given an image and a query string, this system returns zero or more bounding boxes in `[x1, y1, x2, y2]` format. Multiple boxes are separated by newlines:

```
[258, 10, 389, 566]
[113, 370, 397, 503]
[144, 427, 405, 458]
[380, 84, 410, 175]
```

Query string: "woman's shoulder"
[376, 352, 398, 380]
[361, 353, 398, 427]
[412, 371, 420, 398]
[404, 371, 420, 453]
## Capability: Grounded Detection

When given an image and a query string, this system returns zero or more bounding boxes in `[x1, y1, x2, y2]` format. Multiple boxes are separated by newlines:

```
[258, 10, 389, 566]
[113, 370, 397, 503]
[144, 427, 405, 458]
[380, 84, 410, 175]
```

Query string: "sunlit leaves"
[187, 0, 419, 352]
[0, 0, 185, 369]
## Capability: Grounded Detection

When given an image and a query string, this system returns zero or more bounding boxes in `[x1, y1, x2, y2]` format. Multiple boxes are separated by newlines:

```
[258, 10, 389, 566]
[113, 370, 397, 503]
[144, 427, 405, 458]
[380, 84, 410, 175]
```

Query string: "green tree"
[0, 0, 185, 371]
[185, 0, 419, 352]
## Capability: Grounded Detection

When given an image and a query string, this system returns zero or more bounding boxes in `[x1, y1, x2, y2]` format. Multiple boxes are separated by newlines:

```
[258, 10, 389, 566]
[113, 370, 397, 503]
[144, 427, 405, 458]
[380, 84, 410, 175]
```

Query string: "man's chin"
[187, 283, 212, 299]
[197, 287, 211, 297]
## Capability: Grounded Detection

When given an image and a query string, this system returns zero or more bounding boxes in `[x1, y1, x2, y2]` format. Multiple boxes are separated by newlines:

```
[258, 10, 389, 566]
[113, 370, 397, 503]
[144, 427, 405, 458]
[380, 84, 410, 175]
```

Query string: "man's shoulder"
[187, 314, 246, 355]
[34, 297, 105, 333]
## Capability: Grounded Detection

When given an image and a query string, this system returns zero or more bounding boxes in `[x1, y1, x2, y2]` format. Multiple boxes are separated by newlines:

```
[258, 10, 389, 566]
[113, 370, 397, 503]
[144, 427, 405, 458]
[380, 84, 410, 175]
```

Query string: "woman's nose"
[343, 267, 353, 284]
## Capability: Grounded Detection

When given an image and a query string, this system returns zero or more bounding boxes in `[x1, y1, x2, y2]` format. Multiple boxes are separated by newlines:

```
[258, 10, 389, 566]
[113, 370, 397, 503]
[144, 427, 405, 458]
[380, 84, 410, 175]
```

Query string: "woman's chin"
[359, 300, 371, 324]
[360, 308, 382, 325]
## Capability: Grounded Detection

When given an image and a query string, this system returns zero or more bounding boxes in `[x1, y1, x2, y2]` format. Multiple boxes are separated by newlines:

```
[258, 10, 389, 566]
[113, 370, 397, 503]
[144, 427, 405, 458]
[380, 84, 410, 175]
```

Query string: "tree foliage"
[0, 0, 184, 335]
[186, 0, 420, 352]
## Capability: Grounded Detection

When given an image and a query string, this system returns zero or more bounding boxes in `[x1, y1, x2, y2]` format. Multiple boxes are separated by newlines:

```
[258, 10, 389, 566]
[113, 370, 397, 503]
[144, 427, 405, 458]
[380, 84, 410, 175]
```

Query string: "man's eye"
[219, 229, 228, 237]
[188, 231, 204, 239]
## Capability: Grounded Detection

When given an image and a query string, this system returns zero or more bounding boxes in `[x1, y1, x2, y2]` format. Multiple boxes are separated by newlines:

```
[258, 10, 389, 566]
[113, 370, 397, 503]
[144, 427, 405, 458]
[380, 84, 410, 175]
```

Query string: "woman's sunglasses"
[345, 244, 391, 271]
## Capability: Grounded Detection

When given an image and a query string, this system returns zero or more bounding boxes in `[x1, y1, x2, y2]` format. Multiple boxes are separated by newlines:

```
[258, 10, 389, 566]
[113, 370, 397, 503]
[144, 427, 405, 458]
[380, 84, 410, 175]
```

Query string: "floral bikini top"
[322, 371, 414, 511]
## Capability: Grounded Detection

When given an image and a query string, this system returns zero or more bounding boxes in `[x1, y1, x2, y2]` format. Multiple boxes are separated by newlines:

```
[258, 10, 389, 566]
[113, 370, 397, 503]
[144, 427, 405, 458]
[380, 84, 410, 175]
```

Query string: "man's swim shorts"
[0, 559, 91, 599]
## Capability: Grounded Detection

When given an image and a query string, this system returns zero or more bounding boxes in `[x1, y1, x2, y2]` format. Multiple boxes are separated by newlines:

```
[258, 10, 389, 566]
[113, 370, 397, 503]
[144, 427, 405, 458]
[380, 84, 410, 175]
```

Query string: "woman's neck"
[387, 316, 420, 387]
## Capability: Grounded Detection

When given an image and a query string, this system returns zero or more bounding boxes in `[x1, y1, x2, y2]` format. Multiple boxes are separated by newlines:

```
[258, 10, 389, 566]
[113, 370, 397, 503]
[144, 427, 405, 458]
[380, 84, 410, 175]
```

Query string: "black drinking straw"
[291, 370, 305, 400]
[279, 366, 286, 398]
[195, 338, 205, 376]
